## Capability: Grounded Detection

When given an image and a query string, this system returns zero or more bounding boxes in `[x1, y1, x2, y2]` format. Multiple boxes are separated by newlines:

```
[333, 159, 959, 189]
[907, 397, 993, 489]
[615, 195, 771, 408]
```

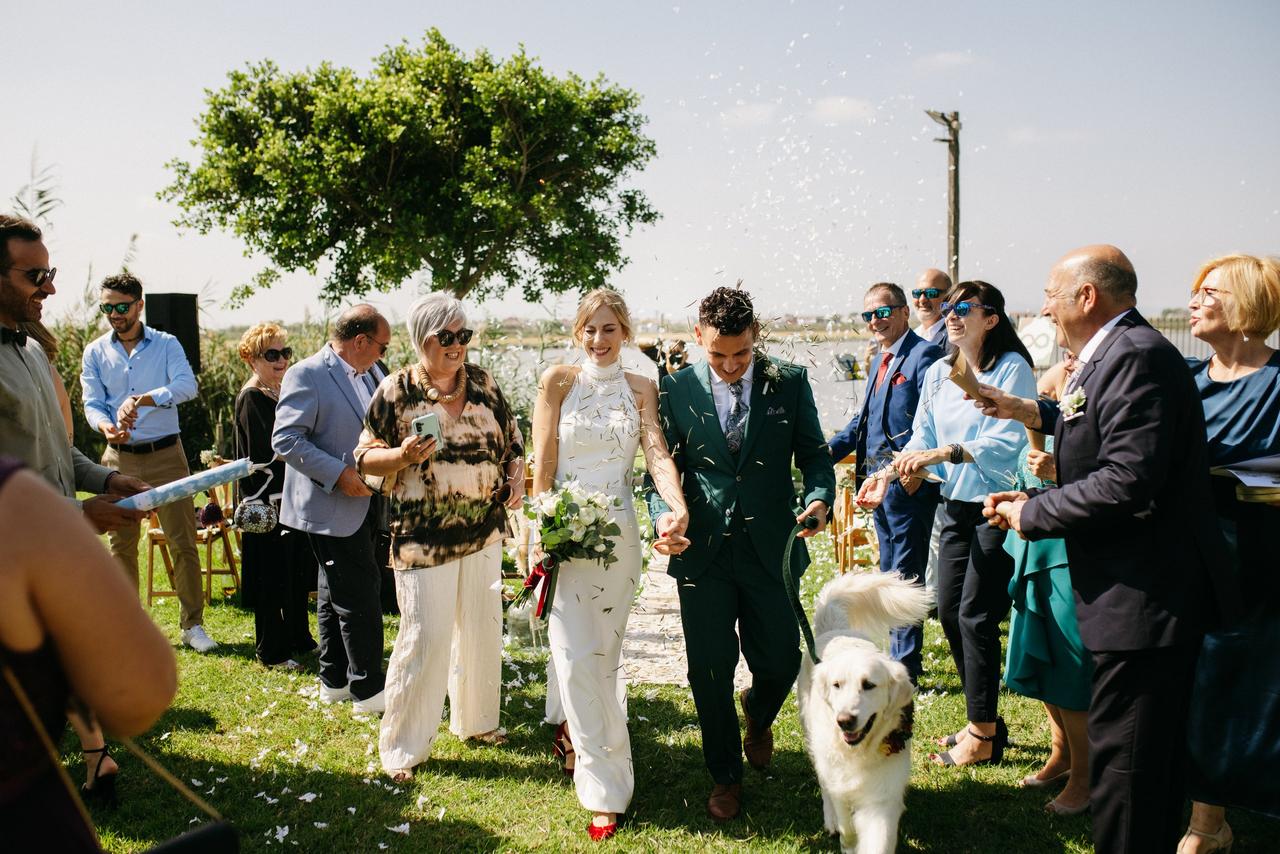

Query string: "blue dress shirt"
[81, 325, 198, 443]
[903, 350, 1037, 502]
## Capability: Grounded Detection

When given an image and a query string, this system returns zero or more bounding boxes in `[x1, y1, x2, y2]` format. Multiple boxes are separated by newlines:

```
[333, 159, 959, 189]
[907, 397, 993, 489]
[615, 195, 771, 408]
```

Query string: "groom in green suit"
[647, 287, 836, 821]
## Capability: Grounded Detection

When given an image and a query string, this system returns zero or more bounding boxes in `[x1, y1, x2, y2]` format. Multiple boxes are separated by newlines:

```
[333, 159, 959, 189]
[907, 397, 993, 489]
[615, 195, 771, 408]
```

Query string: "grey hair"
[407, 293, 467, 357]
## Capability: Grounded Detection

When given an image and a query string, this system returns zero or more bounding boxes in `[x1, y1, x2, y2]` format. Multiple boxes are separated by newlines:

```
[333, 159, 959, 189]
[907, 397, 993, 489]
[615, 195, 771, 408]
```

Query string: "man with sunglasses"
[80, 273, 216, 653]
[273, 304, 390, 715]
[912, 268, 952, 350]
[828, 282, 944, 683]
[0, 216, 152, 531]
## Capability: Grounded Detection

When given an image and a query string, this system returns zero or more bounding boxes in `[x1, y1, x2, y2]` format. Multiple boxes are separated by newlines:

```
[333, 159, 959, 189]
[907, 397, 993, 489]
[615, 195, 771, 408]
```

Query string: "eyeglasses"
[261, 347, 294, 363]
[435, 328, 474, 347]
[1193, 287, 1228, 307]
[7, 266, 57, 287]
[941, 301, 996, 318]
[911, 287, 941, 300]
[860, 305, 906, 323]
[100, 300, 138, 315]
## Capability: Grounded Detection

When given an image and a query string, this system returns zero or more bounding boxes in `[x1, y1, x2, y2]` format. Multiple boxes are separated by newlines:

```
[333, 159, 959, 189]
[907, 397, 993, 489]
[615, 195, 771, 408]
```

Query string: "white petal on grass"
[297, 792, 318, 803]
[387, 824, 410, 835]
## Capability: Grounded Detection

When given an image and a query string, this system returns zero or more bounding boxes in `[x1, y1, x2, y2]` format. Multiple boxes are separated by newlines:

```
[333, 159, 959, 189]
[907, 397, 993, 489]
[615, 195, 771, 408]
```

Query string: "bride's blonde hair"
[572, 288, 633, 346]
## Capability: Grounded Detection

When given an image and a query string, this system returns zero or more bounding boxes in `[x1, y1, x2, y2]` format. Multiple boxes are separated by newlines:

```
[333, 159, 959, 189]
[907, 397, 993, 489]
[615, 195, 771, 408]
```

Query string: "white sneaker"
[181, 625, 218, 653]
[318, 681, 352, 704]
[351, 690, 386, 715]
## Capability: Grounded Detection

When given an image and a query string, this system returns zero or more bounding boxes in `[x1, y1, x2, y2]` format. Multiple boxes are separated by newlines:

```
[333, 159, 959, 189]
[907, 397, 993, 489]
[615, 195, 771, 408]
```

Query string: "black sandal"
[931, 720, 1007, 767]
[553, 721, 575, 777]
[81, 745, 119, 806]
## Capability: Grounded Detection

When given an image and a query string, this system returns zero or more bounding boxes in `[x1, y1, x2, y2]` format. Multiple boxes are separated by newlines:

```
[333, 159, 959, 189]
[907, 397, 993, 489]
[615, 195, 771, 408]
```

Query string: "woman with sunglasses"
[356, 293, 525, 782]
[890, 280, 1036, 767]
[234, 323, 317, 669]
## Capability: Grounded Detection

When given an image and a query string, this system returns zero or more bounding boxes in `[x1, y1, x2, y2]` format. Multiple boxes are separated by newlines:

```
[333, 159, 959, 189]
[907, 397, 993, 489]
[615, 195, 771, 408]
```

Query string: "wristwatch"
[949, 443, 965, 465]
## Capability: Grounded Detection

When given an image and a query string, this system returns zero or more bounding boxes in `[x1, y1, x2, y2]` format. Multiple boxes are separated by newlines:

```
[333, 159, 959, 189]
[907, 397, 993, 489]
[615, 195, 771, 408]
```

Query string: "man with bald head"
[274, 304, 391, 714]
[911, 267, 951, 350]
[976, 246, 1224, 854]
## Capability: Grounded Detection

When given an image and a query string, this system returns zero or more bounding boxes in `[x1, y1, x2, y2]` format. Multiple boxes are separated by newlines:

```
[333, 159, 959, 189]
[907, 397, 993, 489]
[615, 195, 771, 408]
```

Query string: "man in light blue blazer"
[829, 282, 944, 682]
[273, 304, 390, 713]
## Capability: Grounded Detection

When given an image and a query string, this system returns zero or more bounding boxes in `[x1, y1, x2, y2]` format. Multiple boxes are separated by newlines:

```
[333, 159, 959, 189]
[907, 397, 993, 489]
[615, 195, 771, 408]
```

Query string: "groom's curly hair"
[698, 284, 757, 336]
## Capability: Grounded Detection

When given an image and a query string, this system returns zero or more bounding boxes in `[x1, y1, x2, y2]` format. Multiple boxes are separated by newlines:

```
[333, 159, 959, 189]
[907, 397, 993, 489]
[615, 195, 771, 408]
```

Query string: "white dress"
[545, 359, 643, 814]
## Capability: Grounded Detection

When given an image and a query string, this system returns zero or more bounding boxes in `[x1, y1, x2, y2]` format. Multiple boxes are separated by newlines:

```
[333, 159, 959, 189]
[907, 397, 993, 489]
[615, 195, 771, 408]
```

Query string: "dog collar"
[879, 701, 914, 757]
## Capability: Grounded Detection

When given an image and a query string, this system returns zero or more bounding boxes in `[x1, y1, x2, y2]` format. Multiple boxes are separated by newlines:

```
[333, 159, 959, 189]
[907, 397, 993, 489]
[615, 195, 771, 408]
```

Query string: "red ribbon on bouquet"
[519, 554, 559, 617]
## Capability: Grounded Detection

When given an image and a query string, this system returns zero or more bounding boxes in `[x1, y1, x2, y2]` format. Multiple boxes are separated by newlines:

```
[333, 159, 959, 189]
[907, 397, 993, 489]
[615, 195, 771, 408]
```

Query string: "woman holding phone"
[355, 294, 525, 782]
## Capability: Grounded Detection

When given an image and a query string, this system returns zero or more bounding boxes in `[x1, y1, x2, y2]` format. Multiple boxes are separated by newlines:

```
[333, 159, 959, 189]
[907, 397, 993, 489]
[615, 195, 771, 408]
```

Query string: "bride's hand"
[652, 511, 691, 556]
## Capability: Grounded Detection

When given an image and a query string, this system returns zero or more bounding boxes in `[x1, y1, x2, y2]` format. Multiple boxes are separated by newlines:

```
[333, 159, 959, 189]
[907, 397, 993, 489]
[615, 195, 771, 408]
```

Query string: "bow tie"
[0, 327, 28, 347]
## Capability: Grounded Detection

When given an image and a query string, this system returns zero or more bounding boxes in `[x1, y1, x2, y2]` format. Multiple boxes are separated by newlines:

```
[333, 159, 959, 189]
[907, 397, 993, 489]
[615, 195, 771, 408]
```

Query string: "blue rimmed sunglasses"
[860, 304, 906, 323]
[941, 301, 995, 318]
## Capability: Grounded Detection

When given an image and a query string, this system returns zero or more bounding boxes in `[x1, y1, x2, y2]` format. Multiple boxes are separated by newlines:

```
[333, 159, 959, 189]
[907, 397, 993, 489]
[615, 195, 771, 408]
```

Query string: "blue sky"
[5, 1, 1278, 328]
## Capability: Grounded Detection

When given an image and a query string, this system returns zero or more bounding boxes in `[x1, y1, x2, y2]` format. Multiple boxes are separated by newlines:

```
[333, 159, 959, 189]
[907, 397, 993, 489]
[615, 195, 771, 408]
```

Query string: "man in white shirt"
[912, 268, 951, 350]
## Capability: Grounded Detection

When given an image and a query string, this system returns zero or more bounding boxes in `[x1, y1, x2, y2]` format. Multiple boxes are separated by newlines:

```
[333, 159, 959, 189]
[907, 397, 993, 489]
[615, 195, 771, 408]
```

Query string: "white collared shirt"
[1075, 310, 1130, 365]
[920, 317, 946, 343]
[1063, 310, 1129, 395]
[709, 362, 755, 433]
[331, 343, 374, 413]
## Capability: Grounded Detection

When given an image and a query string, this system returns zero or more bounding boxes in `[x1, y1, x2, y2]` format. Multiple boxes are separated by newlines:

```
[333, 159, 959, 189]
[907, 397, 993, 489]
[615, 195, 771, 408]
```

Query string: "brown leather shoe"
[740, 689, 773, 770]
[706, 783, 742, 822]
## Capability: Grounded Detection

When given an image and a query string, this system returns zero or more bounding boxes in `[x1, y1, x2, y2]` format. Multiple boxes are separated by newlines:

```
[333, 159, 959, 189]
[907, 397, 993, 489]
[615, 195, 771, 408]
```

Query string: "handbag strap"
[1, 660, 224, 826]
[1, 661, 99, 845]
[240, 462, 275, 504]
[118, 737, 223, 821]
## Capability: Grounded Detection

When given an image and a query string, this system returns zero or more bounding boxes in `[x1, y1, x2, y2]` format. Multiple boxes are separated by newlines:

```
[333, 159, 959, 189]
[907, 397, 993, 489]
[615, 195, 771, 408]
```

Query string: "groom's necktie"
[725, 379, 748, 453]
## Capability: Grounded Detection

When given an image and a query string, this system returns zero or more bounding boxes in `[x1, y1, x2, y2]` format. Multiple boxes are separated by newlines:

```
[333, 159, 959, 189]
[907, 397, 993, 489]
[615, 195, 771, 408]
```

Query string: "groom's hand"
[796, 500, 828, 537]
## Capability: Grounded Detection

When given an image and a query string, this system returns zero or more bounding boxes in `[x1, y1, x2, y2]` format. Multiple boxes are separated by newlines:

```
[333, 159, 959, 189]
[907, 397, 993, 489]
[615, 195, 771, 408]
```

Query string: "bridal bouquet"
[514, 483, 623, 618]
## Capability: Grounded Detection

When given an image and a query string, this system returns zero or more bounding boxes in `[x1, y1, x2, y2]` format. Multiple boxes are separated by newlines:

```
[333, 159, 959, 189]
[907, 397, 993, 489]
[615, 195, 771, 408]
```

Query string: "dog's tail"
[813, 571, 934, 643]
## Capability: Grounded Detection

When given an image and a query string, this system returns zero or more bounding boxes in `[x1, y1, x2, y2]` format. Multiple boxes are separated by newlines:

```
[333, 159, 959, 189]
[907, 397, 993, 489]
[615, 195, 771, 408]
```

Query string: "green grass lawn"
[70, 532, 1275, 852]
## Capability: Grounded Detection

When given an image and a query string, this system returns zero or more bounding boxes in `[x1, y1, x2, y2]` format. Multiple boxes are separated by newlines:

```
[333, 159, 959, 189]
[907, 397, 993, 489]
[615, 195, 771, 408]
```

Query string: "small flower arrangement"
[513, 482, 623, 617]
[1061, 386, 1088, 419]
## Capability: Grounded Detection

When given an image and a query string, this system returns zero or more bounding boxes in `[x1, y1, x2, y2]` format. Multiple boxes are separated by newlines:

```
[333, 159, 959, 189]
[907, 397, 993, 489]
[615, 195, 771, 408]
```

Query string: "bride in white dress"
[531, 288, 689, 841]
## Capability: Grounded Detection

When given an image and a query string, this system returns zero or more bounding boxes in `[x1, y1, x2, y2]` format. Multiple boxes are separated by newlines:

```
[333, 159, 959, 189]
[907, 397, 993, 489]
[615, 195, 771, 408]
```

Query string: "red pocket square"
[891, 372, 908, 386]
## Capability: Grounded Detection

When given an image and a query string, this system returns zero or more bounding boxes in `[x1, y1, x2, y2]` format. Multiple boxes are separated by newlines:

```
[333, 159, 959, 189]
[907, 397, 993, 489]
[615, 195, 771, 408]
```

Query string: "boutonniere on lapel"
[1061, 386, 1087, 421]
[754, 349, 782, 394]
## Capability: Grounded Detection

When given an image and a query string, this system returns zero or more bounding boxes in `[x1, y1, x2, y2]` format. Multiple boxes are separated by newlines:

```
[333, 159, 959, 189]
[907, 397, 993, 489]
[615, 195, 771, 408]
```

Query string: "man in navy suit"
[829, 282, 945, 681]
[274, 304, 390, 715]
[912, 267, 951, 351]
[979, 245, 1225, 854]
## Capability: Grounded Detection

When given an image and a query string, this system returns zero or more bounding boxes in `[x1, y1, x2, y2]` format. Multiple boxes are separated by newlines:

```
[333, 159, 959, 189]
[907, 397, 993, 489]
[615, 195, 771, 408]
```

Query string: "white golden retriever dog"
[797, 572, 933, 854]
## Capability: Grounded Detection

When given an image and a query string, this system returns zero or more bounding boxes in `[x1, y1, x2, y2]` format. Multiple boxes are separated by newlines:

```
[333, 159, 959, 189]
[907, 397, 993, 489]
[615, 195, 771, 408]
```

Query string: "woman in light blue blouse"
[894, 280, 1037, 767]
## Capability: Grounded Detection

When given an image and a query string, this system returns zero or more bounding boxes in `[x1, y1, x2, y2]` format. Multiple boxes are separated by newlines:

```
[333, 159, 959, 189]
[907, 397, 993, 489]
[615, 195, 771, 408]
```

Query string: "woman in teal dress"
[1179, 254, 1280, 854]
[1003, 357, 1093, 816]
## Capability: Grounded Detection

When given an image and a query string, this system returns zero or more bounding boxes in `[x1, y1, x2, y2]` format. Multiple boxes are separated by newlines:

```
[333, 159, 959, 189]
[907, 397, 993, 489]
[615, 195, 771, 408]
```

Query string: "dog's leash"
[782, 515, 821, 664]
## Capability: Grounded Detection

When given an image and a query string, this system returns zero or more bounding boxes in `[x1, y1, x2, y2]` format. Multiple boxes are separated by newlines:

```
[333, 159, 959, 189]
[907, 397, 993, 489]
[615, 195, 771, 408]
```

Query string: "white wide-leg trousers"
[547, 529, 640, 814]
[379, 542, 503, 772]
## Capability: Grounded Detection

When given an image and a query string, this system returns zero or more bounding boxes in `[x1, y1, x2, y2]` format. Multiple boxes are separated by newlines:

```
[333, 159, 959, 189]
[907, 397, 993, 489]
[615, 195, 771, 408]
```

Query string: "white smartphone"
[411, 412, 441, 444]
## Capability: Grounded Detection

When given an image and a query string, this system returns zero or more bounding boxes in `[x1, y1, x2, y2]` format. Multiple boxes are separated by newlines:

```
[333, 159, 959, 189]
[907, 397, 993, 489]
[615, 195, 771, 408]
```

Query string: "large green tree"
[162, 29, 658, 305]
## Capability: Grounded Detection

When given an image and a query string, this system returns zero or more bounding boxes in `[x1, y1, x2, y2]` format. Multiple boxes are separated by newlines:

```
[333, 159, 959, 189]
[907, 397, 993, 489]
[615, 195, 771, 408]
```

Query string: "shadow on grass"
[82, 750, 502, 852]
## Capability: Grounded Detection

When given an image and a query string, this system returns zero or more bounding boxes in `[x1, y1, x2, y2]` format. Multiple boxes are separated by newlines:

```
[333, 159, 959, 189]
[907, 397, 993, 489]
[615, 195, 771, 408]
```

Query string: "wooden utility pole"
[926, 110, 961, 285]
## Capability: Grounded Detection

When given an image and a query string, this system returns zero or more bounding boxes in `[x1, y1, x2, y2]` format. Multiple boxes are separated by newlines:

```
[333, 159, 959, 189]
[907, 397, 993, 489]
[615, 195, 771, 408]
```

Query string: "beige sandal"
[1177, 821, 1233, 854]
[467, 727, 509, 746]
[388, 768, 413, 783]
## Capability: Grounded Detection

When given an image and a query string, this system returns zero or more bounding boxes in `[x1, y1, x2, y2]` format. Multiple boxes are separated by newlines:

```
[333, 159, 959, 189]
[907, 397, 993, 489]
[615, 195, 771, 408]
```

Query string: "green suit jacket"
[646, 357, 836, 581]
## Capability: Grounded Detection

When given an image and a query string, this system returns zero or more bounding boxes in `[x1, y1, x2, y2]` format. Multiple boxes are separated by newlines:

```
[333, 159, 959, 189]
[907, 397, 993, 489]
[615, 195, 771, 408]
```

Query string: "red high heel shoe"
[553, 721, 575, 777]
[587, 815, 618, 841]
